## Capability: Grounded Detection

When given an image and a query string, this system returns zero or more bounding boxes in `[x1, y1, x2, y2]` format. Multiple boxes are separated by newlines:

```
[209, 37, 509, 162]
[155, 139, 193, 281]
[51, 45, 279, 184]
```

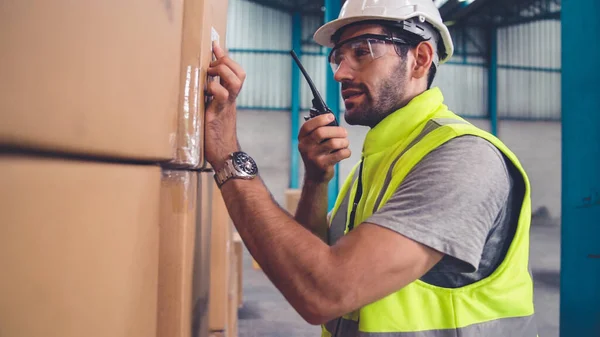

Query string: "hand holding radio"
[290, 50, 350, 183]
[298, 114, 351, 184]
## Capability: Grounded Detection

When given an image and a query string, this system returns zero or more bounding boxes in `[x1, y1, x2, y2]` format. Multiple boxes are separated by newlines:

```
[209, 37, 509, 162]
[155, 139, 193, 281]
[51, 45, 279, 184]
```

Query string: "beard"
[343, 60, 408, 128]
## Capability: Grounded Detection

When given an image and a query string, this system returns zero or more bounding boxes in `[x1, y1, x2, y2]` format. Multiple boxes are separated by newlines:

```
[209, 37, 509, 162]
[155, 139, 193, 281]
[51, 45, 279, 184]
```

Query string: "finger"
[315, 148, 351, 169]
[311, 126, 348, 144]
[206, 80, 229, 102]
[210, 56, 246, 81]
[207, 64, 243, 97]
[207, 64, 238, 83]
[298, 114, 338, 139]
[320, 148, 352, 167]
[331, 148, 352, 162]
[213, 41, 226, 59]
[319, 138, 350, 154]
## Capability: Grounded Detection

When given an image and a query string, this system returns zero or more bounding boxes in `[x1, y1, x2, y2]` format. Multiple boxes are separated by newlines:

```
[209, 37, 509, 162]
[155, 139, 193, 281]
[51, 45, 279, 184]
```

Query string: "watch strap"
[214, 159, 236, 188]
[213, 152, 257, 188]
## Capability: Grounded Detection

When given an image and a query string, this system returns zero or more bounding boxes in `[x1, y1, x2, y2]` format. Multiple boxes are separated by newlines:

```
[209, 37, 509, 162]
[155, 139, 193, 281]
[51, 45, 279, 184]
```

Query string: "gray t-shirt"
[366, 135, 524, 288]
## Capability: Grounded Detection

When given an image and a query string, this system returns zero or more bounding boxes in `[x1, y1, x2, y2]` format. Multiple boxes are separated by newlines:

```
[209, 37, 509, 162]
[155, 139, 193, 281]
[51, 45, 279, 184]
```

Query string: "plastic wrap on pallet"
[208, 180, 233, 331]
[167, 0, 207, 169]
[159, 170, 198, 337]
[167, 0, 225, 170]
[192, 172, 214, 337]
[159, 170, 213, 337]
[170, 63, 203, 168]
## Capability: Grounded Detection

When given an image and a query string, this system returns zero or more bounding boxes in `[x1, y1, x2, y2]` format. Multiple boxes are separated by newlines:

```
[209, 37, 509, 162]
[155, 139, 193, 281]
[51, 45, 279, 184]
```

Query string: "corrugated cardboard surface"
[285, 189, 302, 215]
[1, 0, 230, 168]
[158, 170, 199, 337]
[0, 155, 160, 337]
[208, 332, 225, 337]
[192, 172, 214, 337]
[233, 233, 244, 309]
[229, 242, 239, 337]
[208, 181, 232, 331]
[0, 1, 183, 161]
[158, 171, 213, 337]
[170, 0, 229, 169]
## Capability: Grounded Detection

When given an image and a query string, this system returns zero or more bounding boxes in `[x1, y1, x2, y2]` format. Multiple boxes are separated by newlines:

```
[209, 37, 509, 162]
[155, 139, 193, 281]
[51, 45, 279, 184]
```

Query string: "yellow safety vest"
[322, 88, 537, 337]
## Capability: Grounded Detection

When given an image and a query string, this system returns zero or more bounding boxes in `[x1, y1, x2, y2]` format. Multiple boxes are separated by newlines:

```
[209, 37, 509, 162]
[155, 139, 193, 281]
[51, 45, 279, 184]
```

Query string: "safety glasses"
[328, 34, 414, 73]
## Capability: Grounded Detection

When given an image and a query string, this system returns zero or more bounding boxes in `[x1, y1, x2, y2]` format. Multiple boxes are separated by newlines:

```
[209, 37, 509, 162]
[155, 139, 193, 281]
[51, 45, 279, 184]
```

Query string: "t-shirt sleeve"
[365, 135, 511, 273]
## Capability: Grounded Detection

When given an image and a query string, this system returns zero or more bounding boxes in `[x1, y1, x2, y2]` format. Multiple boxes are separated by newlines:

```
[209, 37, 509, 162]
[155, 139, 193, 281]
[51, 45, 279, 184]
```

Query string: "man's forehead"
[337, 23, 386, 42]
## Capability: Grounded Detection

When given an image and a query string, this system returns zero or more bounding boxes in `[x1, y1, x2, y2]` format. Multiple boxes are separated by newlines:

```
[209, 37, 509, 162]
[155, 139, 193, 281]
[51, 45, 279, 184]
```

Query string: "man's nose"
[333, 60, 354, 82]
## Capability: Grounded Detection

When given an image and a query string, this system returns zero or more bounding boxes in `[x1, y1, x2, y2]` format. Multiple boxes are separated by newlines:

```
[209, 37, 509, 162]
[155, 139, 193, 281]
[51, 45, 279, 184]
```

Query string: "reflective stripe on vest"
[324, 118, 471, 337]
[322, 116, 536, 337]
[358, 315, 537, 337]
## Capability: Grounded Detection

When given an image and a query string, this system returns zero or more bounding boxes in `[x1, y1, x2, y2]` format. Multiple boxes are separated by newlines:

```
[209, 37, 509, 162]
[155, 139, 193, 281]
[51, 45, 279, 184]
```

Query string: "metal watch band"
[213, 152, 258, 189]
[214, 159, 236, 188]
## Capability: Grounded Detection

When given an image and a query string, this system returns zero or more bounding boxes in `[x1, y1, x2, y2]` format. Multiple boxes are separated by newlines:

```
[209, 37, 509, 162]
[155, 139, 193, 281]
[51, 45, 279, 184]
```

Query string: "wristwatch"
[214, 151, 258, 188]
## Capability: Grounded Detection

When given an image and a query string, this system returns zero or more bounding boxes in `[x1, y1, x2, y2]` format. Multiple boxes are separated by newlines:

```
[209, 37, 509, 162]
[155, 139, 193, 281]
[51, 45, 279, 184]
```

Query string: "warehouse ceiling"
[245, 0, 561, 26]
[440, 0, 561, 26]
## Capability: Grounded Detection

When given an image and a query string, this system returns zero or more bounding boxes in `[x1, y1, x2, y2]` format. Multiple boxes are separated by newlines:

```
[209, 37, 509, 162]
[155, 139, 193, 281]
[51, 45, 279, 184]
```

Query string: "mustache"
[341, 82, 368, 93]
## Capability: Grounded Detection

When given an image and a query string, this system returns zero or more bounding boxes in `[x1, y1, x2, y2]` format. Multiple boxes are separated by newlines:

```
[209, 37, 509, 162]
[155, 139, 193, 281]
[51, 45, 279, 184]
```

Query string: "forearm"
[294, 178, 329, 242]
[219, 177, 342, 324]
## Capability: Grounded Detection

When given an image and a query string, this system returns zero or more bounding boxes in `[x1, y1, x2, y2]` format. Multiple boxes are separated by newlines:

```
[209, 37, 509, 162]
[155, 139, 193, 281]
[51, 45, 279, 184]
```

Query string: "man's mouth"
[342, 90, 364, 101]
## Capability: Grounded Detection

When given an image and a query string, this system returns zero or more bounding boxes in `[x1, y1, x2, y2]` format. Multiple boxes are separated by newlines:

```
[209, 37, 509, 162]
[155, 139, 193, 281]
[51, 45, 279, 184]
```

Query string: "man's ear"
[412, 41, 434, 80]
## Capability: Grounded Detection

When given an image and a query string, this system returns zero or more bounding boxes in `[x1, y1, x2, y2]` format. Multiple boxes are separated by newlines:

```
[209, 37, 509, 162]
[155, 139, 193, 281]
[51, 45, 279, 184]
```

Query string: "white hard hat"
[314, 0, 454, 65]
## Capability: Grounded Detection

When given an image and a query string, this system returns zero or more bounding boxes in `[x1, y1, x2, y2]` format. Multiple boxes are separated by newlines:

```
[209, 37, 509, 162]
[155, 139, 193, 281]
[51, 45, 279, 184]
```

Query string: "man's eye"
[354, 48, 370, 58]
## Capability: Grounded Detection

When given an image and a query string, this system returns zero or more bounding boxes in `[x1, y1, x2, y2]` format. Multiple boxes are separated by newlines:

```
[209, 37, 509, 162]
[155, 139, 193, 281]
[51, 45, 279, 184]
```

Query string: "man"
[204, 0, 538, 336]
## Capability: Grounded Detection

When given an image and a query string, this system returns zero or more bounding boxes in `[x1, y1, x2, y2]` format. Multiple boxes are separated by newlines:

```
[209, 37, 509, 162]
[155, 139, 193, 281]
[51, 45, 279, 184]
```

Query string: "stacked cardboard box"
[159, 171, 214, 337]
[232, 232, 244, 309]
[285, 189, 303, 215]
[208, 183, 244, 337]
[0, 0, 228, 169]
[0, 156, 161, 337]
[0, 0, 232, 336]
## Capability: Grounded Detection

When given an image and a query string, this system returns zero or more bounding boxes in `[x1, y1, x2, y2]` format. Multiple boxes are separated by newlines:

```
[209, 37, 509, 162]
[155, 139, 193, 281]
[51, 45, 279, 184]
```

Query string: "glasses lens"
[329, 37, 390, 73]
[366, 39, 389, 59]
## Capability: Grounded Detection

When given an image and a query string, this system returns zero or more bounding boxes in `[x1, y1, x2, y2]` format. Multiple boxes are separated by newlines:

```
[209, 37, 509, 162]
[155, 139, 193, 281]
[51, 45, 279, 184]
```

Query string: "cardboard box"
[170, 0, 229, 169]
[208, 332, 225, 337]
[232, 232, 244, 308]
[228, 250, 239, 337]
[0, 155, 160, 337]
[0, 0, 229, 168]
[285, 189, 302, 215]
[208, 181, 232, 331]
[158, 171, 213, 337]
[192, 172, 215, 337]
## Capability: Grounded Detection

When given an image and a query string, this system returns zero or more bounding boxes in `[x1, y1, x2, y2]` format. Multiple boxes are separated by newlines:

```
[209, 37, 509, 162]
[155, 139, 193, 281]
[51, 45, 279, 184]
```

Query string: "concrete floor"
[236, 214, 561, 337]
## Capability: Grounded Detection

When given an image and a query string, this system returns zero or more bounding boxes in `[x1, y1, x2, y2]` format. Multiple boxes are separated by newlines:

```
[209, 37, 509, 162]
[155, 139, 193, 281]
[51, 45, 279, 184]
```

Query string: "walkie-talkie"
[290, 50, 339, 127]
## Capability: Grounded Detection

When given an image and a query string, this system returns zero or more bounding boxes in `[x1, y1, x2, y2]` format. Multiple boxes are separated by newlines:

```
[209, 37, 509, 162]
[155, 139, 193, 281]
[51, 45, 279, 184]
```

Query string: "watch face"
[233, 152, 258, 175]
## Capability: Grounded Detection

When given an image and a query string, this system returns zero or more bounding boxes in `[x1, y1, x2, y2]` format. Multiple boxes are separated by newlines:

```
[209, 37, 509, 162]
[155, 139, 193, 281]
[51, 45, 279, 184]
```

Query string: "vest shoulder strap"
[372, 117, 470, 212]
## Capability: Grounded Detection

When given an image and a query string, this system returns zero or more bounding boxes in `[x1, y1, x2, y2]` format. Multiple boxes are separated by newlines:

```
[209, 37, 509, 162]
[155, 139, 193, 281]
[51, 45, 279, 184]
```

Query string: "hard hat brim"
[313, 16, 403, 48]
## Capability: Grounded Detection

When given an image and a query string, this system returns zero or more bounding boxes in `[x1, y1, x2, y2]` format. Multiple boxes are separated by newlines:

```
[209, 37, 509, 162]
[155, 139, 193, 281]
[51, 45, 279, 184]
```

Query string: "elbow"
[296, 304, 330, 326]
[299, 311, 326, 326]
[294, 290, 348, 325]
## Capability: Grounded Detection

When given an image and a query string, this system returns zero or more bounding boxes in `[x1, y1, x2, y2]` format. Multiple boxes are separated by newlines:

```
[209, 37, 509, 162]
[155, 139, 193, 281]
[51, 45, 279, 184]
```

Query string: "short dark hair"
[380, 25, 437, 89]
[332, 21, 438, 89]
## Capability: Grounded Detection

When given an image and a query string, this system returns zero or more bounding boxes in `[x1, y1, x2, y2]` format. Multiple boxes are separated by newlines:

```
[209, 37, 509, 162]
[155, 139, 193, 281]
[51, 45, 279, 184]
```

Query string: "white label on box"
[211, 27, 220, 46]
[206, 27, 221, 106]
